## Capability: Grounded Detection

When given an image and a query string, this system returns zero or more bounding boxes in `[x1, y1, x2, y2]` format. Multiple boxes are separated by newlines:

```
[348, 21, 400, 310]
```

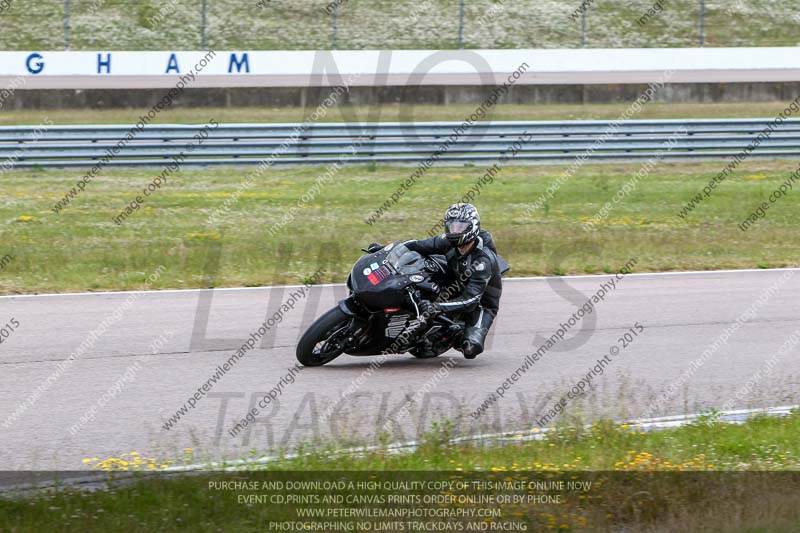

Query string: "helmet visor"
[445, 220, 470, 235]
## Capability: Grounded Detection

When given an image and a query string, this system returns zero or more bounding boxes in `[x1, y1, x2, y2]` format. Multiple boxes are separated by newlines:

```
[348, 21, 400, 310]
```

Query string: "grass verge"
[2, 158, 800, 294]
[3, 102, 800, 126]
[2, 411, 800, 531]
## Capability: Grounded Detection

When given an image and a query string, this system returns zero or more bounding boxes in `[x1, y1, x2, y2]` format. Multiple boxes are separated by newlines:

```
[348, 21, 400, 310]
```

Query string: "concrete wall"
[3, 82, 800, 110]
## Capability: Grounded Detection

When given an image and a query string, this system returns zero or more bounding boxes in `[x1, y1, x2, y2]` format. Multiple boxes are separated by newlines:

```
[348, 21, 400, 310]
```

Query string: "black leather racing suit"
[404, 230, 502, 356]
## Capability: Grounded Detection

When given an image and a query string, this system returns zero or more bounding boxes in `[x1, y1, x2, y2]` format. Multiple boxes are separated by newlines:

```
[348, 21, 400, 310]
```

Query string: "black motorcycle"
[296, 241, 480, 367]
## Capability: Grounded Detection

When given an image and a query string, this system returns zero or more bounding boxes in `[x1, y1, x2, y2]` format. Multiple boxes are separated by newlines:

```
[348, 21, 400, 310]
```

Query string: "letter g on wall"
[26, 53, 44, 74]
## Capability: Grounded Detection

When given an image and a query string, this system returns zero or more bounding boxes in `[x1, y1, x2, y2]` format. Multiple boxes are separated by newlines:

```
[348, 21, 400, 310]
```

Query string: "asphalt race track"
[1, 268, 799, 471]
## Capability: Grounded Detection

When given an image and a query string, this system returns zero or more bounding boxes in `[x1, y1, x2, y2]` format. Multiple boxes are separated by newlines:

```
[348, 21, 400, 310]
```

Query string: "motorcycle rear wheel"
[296, 307, 352, 367]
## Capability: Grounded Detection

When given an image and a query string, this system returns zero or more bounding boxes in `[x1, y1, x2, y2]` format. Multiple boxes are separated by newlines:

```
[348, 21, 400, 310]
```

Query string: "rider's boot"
[460, 306, 495, 360]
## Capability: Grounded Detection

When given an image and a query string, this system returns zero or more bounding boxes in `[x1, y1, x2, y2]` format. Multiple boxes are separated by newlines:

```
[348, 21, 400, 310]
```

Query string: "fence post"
[64, 0, 71, 50]
[458, 0, 465, 49]
[332, 2, 338, 50]
[699, 0, 705, 46]
[201, 0, 207, 50]
[581, 1, 587, 48]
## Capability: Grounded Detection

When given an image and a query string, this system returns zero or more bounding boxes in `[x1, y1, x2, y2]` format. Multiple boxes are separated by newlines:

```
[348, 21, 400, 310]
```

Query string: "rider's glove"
[366, 242, 383, 253]
[418, 300, 442, 318]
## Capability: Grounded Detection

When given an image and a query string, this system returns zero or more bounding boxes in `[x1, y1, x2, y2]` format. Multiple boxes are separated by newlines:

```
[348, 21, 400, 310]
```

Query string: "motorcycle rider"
[368, 203, 503, 359]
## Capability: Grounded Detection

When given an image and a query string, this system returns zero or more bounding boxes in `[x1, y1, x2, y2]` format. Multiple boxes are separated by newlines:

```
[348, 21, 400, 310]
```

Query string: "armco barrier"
[2, 119, 800, 169]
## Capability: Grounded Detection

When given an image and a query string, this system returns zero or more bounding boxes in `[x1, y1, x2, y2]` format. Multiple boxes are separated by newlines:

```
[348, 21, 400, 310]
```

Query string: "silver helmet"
[443, 202, 480, 247]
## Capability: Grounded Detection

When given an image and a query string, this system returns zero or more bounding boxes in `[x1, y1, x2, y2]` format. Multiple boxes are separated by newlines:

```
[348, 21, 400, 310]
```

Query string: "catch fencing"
[1, 0, 790, 51]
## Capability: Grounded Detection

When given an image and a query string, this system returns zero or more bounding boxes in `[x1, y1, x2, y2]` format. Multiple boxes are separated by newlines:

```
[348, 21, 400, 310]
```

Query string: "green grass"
[273, 411, 800, 472]
[0, 0, 798, 50]
[3, 102, 800, 126]
[2, 158, 800, 294]
[3, 412, 800, 532]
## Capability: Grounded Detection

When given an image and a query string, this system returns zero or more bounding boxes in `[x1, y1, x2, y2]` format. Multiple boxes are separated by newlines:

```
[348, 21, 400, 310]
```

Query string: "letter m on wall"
[229, 53, 250, 73]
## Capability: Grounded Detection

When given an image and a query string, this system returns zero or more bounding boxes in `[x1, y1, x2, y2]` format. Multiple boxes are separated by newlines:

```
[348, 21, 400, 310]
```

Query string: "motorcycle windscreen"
[350, 248, 413, 309]
[383, 242, 426, 274]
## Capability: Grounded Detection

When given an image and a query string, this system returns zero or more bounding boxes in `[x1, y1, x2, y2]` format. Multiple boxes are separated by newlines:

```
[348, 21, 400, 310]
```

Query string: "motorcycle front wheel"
[296, 307, 353, 367]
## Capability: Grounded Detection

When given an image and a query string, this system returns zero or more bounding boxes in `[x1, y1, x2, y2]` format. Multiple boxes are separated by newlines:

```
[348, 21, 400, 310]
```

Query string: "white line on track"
[1, 404, 794, 492]
[3, 406, 796, 493]
[2, 267, 798, 300]
[165, 404, 799, 473]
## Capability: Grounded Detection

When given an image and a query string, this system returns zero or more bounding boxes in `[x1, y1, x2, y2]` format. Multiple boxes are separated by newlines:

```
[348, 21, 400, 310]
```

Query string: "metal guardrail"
[3, 119, 800, 169]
